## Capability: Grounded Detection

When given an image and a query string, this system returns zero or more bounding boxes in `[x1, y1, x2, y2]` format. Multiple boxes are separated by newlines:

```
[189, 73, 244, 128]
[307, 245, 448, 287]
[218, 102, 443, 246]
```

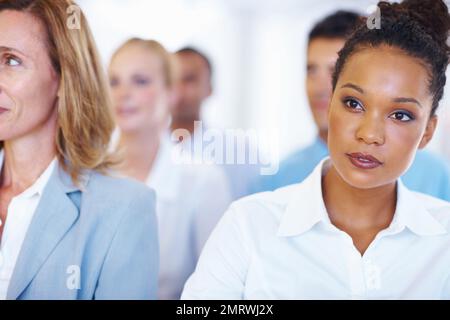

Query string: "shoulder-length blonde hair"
[0, 0, 116, 184]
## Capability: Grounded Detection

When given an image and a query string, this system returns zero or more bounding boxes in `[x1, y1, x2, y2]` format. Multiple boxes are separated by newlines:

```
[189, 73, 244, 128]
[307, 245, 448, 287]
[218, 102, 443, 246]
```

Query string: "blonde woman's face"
[0, 10, 60, 142]
[109, 45, 170, 134]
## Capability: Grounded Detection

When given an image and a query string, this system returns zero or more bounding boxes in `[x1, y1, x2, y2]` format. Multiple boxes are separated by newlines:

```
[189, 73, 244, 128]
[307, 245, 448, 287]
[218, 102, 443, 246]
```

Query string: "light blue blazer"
[6, 162, 159, 300]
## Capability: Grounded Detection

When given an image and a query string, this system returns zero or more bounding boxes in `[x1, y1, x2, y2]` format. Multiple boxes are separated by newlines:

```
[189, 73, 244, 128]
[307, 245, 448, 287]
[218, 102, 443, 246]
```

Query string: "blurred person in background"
[109, 39, 231, 300]
[171, 47, 261, 200]
[0, 0, 158, 300]
[252, 10, 450, 201]
[170, 47, 212, 136]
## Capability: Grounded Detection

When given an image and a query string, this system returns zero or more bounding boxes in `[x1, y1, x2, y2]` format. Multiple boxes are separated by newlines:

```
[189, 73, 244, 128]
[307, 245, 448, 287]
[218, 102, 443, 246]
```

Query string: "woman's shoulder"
[90, 170, 154, 195]
[81, 170, 156, 215]
[180, 162, 227, 181]
[175, 162, 230, 195]
[226, 183, 300, 224]
[413, 190, 450, 230]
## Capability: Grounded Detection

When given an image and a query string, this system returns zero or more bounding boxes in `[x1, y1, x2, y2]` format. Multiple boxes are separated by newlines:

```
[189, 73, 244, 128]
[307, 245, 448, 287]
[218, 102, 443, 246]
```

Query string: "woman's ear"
[418, 115, 438, 149]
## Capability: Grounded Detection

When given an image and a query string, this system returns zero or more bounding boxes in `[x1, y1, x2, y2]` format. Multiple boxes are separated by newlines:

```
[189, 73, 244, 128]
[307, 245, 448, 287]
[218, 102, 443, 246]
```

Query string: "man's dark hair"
[308, 10, 361, 43]
[176, 46, 212, 76]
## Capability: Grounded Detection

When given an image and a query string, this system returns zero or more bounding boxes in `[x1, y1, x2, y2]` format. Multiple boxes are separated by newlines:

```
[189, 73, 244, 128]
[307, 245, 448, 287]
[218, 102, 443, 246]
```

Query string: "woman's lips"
[0, 107, 10, 115]
[346, 152, 383, 169]
[116, 106, 138, 116]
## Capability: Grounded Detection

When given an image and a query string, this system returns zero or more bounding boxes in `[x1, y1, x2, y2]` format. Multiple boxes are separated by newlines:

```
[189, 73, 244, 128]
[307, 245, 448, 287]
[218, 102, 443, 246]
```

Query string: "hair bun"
[378, 0, 450, 52]
[402, 0, 450, 47]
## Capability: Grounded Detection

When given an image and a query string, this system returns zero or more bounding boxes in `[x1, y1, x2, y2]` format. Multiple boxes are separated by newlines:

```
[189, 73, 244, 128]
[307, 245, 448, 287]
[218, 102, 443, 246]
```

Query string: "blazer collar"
[7, 162, 91, 299]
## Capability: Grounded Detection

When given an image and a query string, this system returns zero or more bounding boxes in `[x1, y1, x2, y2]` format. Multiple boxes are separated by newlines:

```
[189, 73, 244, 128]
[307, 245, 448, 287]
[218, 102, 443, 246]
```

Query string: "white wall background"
[77, 0, 450, 162]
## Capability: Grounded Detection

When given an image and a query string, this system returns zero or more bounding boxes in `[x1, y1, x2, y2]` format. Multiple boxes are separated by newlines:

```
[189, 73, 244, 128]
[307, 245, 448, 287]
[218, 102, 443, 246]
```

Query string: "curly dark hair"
[332, 0, 450, 116]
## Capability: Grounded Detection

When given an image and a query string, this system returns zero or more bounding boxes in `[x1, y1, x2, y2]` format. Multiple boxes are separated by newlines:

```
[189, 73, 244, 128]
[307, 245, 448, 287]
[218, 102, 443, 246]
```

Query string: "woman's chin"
[338, 168, 391, 190]
[117, 119, 143, 134]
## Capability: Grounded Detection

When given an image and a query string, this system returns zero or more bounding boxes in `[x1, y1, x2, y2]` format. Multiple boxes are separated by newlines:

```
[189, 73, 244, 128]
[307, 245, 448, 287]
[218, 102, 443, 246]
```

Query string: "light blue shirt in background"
[252, 137, 450, 201]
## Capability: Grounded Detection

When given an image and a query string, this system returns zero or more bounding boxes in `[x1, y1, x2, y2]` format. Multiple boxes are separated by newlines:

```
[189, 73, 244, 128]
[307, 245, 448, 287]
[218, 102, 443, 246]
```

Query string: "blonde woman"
[0, 0, 158, 299]
[109, 38, 231, 300]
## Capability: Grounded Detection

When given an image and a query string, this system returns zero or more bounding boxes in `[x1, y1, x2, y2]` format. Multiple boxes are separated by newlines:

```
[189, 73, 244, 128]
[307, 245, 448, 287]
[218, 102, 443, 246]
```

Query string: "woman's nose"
[113, 84, 131, 102]
[356, 115, 385, 146]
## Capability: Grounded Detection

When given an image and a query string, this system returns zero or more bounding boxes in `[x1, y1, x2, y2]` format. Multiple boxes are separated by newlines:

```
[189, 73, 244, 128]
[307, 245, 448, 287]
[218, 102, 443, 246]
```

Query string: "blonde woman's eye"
[110, 78, 118, 87]
[5, 56, 21, 66]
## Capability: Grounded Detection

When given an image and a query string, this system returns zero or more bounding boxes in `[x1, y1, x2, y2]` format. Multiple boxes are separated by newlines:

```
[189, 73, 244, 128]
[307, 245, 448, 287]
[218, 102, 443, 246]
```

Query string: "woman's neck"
[322, 164, 397, 254]
[118, 128, 161, 182]
[1, 114, 58, 195]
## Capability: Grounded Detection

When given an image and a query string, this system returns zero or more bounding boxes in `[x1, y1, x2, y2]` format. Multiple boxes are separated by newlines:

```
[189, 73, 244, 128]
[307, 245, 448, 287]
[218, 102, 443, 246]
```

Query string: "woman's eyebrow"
[341, 82, 423, 108]
[340, 82, 364, 94]
[0, 45, 29, 58]
[392, 97, 422, 108]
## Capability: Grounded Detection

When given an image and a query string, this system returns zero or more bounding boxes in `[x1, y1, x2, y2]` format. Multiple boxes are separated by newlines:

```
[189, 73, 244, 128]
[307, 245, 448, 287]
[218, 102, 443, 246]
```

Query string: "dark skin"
[324, 45, 437, 255]
[170, 52, 212, 134]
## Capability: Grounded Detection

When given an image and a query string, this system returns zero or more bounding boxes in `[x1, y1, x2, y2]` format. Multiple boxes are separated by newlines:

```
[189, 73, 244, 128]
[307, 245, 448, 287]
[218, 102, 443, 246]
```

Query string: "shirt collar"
[0, 150, 57, 199]
[145, 134, 180, 201]
[277, 157, 447, 237]
[277, 157, 331, 237]
[392, 179, 447, 236]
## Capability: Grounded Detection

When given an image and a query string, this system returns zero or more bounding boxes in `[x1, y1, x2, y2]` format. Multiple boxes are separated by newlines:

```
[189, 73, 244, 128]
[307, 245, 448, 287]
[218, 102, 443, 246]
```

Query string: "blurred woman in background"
[109, 38, 231, 299]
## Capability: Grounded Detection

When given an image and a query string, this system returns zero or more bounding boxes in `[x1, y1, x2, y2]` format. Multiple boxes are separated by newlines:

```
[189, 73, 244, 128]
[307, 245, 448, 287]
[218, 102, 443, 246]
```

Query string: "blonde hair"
[111, 38, 175, 88]
[0, 0, 117, 184]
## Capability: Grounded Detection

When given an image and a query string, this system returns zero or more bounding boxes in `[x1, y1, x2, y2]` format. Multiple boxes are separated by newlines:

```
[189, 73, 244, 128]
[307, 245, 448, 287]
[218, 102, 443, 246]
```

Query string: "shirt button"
[364, 261, 381, 290]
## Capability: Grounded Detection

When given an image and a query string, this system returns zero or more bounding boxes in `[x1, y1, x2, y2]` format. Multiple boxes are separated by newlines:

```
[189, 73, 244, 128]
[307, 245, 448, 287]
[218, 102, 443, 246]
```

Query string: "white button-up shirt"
[110, 129, 232, 299]
[145, 137, 232, 300]
[0, 151, 57, 300]
[182, 158, 450, 299]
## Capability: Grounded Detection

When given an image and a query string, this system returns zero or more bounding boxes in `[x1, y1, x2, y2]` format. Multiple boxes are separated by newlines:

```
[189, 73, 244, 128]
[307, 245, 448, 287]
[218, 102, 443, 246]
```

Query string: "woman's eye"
[390, 111, 414, 122]
[344, 98, 364, 111]
[134, 78, 150, 86]
[5, 56, 21, 66]
[110, 79, 118, 87]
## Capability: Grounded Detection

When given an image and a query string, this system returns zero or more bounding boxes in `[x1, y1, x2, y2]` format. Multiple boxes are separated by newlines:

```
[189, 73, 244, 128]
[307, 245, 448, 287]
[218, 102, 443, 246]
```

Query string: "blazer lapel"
[6, 164, 89, 299]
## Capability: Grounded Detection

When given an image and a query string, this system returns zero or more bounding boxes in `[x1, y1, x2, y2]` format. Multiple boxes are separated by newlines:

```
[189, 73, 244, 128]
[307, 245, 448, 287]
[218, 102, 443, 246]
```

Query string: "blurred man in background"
[252, 10, 450, 201]
[171, 47, 260, 200]
[171, 47, 212, 135]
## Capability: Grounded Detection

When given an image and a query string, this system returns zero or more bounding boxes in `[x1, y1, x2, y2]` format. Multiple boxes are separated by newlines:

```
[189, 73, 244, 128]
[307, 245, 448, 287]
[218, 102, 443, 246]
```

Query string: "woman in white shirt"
[108, 38, 232, 300]
[182, 0, 450, 299]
